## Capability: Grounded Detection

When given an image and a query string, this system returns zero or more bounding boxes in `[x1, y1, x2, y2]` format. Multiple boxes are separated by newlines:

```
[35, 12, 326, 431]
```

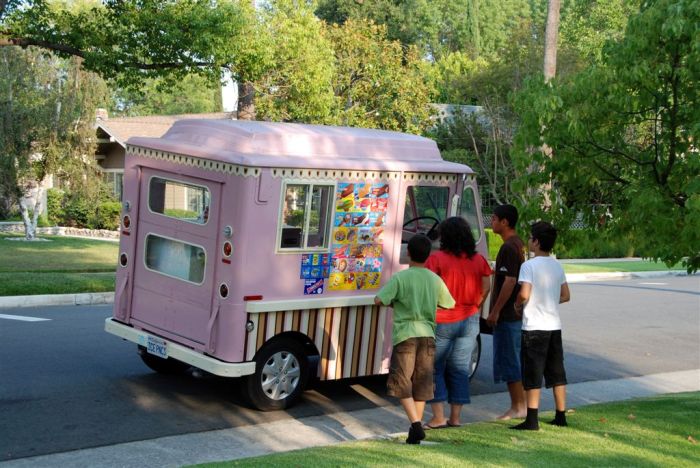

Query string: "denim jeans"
[429, 314, 480, 405]
[492, 320, 523, 384]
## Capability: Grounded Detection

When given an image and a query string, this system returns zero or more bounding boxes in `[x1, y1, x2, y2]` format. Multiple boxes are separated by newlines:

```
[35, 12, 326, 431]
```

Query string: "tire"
[137, 345, 190, 374]
[468, 334, 482, 380]
[245, 338, 308, 411]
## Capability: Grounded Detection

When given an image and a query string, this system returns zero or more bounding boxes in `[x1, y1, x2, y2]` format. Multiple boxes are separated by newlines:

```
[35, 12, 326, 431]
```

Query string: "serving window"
[279, 183, 334, 250]
[144, 234, 206, 284]
[148, 176, 211, 224]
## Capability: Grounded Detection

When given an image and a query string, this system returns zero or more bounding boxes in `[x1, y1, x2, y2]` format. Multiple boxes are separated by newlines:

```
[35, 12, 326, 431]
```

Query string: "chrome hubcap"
[261, 350, 301, 400]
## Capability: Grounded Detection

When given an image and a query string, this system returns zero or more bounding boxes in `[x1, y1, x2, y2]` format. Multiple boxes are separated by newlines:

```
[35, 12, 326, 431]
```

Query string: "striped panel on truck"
[244, 305, 390, 381]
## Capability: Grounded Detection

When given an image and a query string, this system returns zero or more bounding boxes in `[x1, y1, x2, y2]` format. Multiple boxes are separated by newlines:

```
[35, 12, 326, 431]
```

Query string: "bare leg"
[400, 397, 422, 423]
[448, 403, 463, 426]
[526, 387, 541, 409]
[497, 381, 527, 420]
[553, 385, 566, 411]
[426, 402, 448, 427]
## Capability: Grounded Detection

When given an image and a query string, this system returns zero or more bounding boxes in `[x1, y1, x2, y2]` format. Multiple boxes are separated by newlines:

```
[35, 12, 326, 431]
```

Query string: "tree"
[112, 74, 222, 116]
[253, 0, 336, 123]
[315, 0, 536, 60]
[326, 19, 432, 133]
[513, 0, 700, 272]
[0, 47, 109, 239]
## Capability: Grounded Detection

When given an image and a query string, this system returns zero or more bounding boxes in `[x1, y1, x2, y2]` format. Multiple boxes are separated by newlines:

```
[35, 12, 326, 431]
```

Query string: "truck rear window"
[148, 177, 210, 224]
[144, 234, 206, 284]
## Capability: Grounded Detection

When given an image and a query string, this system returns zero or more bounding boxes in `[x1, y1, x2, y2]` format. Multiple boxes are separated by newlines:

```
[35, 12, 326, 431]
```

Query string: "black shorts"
[521, 330, 567, 390]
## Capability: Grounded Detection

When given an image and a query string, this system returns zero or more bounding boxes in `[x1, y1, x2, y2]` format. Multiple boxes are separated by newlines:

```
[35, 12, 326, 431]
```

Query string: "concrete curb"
[1, 369, 698, 468]
[0, 271, 694, 309]
[0, 292, 114, 309]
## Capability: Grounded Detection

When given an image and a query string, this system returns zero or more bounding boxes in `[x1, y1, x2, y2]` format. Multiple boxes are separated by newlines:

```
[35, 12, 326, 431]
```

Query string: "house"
[95, 111, 236, 200]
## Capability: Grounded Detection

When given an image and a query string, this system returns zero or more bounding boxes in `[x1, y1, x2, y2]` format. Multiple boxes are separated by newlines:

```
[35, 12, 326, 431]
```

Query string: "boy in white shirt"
[512, 221, 571, 430]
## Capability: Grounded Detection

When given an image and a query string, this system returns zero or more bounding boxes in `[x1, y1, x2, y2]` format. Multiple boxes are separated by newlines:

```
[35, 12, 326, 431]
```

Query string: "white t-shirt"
[518, 256, 567, 331]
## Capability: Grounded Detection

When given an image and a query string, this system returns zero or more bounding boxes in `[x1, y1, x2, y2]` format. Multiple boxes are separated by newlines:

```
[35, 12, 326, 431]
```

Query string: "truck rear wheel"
[137, 345, 190, 374]
[245, 338, 308, 411]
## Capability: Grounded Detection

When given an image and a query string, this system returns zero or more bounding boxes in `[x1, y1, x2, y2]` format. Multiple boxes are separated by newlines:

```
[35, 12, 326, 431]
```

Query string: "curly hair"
[438, 216, 477, 258]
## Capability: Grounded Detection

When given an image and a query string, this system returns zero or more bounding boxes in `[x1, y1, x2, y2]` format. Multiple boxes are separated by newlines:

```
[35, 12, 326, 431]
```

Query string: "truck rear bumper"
[105, 318, 256, 378]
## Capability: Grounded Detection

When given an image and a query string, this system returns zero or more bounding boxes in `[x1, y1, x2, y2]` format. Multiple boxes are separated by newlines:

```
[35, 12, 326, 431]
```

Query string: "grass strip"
[0, 233, 118, 273]
[0, 272, 115, 296]
[193, 392, 700, 467]
[562, 261, 684, 274]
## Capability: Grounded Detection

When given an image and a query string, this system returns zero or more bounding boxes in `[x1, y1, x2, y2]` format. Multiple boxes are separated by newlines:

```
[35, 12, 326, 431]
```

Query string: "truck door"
[130, 169, 221, 347]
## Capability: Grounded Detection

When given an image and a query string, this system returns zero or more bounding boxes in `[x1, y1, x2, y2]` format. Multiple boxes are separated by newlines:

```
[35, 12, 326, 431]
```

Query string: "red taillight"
[119, 253, 128, 267]
[219, 283, 229, 298]
[243, 295, 263, 301]
[122, 215, 131, 229]
[222, 241, 232, 257]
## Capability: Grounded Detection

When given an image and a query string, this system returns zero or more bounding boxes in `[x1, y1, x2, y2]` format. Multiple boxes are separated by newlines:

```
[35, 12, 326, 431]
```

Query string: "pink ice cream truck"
[105, 120, 487, 410]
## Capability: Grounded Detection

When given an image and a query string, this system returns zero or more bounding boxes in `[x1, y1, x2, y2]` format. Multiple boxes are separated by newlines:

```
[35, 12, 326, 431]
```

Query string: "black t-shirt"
[490, 235, 525, 322]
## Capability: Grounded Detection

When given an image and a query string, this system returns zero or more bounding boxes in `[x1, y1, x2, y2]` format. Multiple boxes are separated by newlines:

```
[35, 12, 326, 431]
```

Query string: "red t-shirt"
[425, 250, 493, 323]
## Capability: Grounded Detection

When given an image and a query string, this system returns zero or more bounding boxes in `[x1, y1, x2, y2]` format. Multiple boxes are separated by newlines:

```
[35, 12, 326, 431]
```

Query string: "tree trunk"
[19, 195, 41, 241]
[237, 81, 255, 120]
[543, 0, 561, 83]
[538, 0, 561, 210]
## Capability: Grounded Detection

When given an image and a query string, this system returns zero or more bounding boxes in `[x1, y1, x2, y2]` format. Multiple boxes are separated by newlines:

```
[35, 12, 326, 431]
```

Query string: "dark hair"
[530, 221, 557, 252]
[438, 216, 477, 258]
[493, 204, 518, 228]
[407, 234, 432, 263]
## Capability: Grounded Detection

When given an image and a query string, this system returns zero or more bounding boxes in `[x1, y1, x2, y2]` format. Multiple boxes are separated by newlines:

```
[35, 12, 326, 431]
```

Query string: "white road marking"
[639, 282, 668, 285]
[0, 313, 51, 322]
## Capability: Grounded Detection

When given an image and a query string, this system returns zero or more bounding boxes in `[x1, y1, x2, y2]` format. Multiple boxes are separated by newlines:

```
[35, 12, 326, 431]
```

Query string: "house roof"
[96, 112, 234, 148]
[128, 119, 473, 174]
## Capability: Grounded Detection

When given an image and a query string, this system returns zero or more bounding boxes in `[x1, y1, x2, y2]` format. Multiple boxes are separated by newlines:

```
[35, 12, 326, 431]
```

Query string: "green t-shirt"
[376, 266, 455, 345]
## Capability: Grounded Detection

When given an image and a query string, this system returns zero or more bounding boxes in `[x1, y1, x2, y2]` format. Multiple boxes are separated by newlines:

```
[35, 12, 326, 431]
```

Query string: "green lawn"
[562, 261, 684, 274]
[194, 392, 700, 467]
[0, 233, 688, 296]
[0, 233, 118, 295]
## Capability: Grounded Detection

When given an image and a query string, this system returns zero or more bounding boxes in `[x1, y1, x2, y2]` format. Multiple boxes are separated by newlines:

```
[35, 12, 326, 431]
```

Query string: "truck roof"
[127, 120, 473, 174]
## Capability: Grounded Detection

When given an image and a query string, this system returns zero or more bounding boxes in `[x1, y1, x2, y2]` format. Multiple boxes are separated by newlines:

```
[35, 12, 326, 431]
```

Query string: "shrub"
[63, 194, 92, 228]
[555, 229, 636, 259]
[93, 201, 121, 230]
[485, 228, 503, 260]
[46, 188, 64, 225]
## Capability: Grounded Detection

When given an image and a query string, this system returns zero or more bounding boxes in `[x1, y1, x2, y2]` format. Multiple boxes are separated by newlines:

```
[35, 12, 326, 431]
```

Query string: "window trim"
[275, 179, 336, 254]
[146, 175, 211, 226]
[143, 232, 207, 285]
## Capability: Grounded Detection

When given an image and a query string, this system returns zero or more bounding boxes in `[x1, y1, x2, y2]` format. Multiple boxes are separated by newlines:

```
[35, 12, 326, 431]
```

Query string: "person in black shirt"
[487, 204, 526, 420]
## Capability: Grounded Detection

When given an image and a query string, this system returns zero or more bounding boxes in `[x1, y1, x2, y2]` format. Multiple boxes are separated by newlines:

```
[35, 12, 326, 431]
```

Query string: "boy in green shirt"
[375, 234, 455, 444]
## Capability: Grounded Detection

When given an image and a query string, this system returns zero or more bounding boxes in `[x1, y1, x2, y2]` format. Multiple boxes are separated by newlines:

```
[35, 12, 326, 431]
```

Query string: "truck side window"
[280, 183, 333, 250]
[149, 177, 210, 225]
[144, 234, 206, 284]
[402, 185, 449, 242]
[459, 186, 482, 243]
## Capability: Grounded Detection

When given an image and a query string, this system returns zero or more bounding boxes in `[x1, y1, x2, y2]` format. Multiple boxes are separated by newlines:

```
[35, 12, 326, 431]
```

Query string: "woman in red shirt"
[424, 216, 492, 428]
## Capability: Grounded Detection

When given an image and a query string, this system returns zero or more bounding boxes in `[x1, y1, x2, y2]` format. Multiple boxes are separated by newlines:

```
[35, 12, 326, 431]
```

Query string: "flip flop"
[447, 422, 462, 427]
[423, 423, 448, 430]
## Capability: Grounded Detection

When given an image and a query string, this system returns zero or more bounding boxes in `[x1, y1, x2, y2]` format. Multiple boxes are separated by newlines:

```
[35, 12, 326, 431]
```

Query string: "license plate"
[146, 336, 168, 359]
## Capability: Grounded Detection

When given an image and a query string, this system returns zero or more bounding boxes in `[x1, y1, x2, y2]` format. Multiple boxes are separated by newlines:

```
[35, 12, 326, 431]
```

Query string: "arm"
[559, 283, 571, 304]
[515, 282, 531, 309]
[486, 276, 516, 326]
[374, 296, 384, 306]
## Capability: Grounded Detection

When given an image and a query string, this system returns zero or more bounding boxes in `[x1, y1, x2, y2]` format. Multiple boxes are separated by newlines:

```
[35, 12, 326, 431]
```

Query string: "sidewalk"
[0, 264, 693, 309]
[2, 369, 698, 468]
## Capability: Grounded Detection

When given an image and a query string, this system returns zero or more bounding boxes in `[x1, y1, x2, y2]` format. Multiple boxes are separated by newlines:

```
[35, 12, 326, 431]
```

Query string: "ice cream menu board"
[328, 182, 388, 291]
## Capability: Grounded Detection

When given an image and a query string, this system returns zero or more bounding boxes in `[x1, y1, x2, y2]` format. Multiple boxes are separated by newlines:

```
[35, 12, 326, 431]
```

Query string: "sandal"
[423, 422, 448, 430]
[447, 422, 462, 427]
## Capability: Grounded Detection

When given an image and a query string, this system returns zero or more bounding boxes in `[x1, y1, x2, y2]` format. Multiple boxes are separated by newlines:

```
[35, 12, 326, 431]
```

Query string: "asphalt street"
[1, 276, 698, 462]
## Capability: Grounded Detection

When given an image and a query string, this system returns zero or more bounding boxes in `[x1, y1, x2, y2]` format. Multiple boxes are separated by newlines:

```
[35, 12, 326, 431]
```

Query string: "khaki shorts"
[387, 337, 436, 401]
